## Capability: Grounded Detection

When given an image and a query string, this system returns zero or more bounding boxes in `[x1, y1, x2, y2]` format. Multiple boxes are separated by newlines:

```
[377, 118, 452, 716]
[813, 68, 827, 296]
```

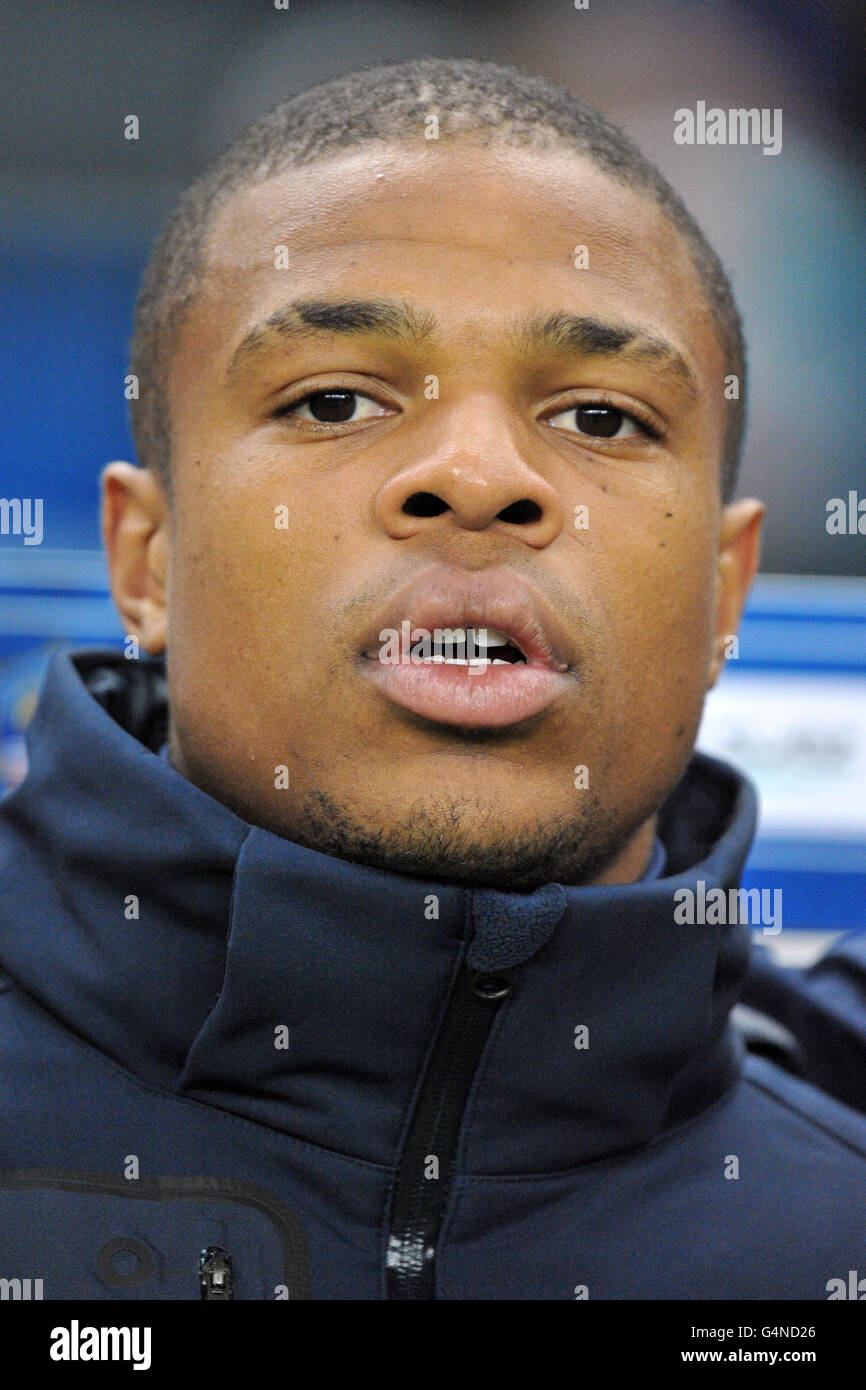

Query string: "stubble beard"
[293, 785, 635, 891]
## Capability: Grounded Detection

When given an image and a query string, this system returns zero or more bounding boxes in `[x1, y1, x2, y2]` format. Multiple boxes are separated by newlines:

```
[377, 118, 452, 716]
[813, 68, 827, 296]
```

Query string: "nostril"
[403, 492, 449, 518]
[498, 499, 542, 525]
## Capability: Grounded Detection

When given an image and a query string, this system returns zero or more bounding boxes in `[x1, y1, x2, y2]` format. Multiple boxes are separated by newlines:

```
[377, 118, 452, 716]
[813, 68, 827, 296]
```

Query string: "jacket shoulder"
[742, 1051, 866, 1161]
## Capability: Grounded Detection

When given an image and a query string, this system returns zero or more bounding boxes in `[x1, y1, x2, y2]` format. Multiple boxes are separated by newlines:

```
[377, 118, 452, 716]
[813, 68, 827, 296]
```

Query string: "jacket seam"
[447, 1069, 747, 1184]
[446, 1064, 866, 1186]
[175, 824, 253, 1088]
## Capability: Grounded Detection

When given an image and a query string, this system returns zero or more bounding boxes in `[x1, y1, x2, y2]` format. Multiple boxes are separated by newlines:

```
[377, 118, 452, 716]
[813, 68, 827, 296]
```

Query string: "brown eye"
[548, 404, 641, 439]
[285, 389, 388, 425]
[301, 390, 357, 422]
[574, 406, 631, 437]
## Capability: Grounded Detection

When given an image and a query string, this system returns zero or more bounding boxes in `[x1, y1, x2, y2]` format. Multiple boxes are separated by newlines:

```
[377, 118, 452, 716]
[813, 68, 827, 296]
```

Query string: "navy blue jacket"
[0, 648, 864, 1300]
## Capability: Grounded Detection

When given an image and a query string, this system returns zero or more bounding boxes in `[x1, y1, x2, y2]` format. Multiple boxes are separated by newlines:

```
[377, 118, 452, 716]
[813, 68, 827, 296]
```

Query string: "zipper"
[385, 965, 513, 1300]
[199, 1245, 233, 1299]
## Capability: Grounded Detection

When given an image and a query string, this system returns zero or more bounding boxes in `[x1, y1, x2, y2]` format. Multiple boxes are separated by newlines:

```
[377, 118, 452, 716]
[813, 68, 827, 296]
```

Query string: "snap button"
[470, 971, 512, 1001]
[97, 1236, 156, 1289]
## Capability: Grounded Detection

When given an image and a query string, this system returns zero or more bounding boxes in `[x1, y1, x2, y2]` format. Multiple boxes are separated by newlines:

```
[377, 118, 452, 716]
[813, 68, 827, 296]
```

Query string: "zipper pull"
[199, 1246, 233, 1300]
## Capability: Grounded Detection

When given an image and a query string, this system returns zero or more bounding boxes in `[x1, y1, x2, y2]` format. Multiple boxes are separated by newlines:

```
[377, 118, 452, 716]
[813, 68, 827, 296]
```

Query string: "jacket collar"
[0, 648, 756, 1173]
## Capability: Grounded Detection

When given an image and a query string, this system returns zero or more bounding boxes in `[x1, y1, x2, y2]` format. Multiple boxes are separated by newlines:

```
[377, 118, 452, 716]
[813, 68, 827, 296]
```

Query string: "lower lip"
[364, 658, 570, 728]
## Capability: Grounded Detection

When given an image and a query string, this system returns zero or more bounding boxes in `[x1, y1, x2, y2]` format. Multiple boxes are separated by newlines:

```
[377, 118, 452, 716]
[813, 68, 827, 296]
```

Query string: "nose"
[374, 399, 565, 549]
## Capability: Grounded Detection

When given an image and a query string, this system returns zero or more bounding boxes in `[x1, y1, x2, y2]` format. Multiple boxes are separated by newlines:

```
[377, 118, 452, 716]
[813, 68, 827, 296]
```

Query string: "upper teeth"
[375, 624, 525, 666]
[427, 654, 510, 665]
[427, 627, 511, 647]
[472, 627, 512, 648]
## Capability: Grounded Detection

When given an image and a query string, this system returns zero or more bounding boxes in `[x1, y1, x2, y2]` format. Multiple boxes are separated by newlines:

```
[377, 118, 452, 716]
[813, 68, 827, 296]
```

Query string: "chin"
[292, 785, 617, 891]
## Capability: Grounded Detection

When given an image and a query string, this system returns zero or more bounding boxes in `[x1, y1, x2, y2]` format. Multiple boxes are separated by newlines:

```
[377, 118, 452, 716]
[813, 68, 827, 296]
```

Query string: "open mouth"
[360, 565, 574, 729]
[408, 626, 527, 667]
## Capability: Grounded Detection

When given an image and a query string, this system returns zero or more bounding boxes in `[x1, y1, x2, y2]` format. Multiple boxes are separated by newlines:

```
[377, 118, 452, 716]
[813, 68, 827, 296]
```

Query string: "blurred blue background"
[1, 0, 864, 935]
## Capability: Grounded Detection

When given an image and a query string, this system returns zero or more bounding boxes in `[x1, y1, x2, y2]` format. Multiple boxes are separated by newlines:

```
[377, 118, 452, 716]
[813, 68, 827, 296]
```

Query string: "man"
[0, 58, 863, 1301]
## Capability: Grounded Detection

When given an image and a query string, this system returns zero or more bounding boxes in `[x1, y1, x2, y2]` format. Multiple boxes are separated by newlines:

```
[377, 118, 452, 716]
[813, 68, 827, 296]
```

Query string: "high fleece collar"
[0, 649, 757, 1174]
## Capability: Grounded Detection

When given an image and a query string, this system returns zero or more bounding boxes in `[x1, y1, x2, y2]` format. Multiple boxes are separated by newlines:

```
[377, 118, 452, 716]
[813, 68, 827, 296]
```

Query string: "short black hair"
[129, 57, 746, 501]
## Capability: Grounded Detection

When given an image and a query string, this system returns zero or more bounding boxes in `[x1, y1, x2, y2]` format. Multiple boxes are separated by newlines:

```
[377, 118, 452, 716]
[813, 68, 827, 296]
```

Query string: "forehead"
[185, 139, 723, 384]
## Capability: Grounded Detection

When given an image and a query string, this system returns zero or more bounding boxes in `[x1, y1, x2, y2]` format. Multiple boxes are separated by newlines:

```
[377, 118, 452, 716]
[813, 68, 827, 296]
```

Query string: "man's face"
[112, 139, 760, 889]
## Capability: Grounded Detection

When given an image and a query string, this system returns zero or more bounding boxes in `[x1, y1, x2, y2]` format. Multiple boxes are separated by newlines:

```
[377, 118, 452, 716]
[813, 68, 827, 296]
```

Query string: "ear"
[708, 497, 764, 689]
[100, 462, 170, 656]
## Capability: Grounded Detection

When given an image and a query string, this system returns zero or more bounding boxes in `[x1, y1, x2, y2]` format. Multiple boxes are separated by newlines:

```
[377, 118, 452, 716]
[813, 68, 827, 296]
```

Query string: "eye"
[282, 389, 388, 425]
[546, 403, 657, 441]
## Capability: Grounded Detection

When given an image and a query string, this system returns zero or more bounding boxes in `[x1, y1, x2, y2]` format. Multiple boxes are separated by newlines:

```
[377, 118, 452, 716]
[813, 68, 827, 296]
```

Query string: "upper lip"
[361, 565, 574, 672]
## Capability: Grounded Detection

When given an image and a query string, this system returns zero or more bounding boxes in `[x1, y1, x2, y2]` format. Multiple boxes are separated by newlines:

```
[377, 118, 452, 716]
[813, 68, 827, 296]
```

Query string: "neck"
[584, 814, 659, 886]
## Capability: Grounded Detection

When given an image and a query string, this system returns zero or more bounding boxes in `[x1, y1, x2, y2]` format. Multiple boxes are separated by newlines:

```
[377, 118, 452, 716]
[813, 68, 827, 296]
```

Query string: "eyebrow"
[226, 296, 698, 395]
[226, 298, 435, 376]
[512, 311, 698, 394]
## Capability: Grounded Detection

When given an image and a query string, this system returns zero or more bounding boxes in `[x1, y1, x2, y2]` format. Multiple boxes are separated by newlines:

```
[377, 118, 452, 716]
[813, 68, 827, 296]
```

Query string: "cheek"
[584, 505, 718, 738]
[165, 462, 345, 668]
[631, 530, 714, 645]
